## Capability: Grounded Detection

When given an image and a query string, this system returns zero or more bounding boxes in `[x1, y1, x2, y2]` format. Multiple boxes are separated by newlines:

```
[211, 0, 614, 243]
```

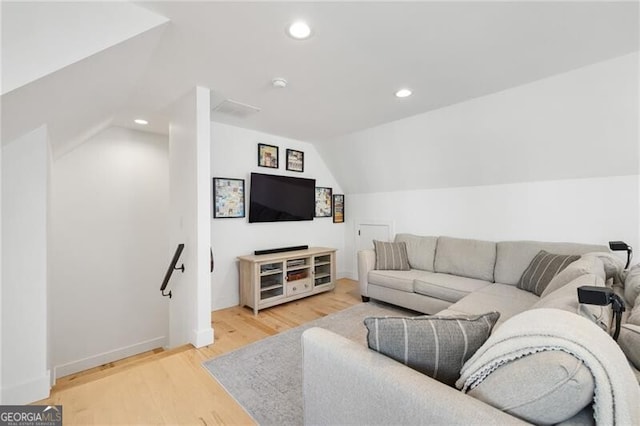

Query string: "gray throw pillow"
[364, 312, 500, 386]
[517, 250, 580, 296]
[373, 240, 410, 270]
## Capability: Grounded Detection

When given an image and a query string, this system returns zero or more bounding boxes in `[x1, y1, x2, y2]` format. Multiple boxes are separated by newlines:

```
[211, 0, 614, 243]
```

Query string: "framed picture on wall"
[315, 187, 333, 217]
[286, 149, 304, 172]
[333, 194, 344, 223]
[213, 177, 245, 218]
[258, 143, 279, 168]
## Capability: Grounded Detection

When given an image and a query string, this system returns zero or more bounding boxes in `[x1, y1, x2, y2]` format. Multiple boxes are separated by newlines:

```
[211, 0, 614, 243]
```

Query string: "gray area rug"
[203, 301, 413, 425]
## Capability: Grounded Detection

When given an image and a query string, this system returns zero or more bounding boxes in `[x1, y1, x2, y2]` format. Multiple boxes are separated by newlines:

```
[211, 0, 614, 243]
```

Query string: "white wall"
[210, 122, 345, 310]
[316, 53, 639, 278]
[343, 176, 638, 277]
[1, 126, 50, 403]
[168, 87, 213, 348]
[637, 51, 640, 270]
[0, 120, 3, 403]
[50, 126, 170, 378]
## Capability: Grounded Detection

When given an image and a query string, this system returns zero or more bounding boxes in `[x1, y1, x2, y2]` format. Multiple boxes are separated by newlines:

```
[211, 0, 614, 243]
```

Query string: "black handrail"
[160, 244, 185, 298]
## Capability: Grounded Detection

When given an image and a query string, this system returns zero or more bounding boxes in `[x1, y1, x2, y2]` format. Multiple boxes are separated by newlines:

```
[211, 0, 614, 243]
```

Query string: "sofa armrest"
[357, 249, 376, 297]
[302, 327, 526, 425]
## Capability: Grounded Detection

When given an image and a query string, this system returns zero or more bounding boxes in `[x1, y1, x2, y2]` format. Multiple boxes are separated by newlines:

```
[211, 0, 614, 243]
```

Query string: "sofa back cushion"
[629, 294, 640, 326]
[494, 241, 608, 285]
[618, 324, 640, 370]
[621, 299, 640, 376]
[540, 255, 606, 298]
[532, 273, 612, 332]
[394, 234, 438, 271]
[625, 263, 640, 306]
[434, 236, 496, 282]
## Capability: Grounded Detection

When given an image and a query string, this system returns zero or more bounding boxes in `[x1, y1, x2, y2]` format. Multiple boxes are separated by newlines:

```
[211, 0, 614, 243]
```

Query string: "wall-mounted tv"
[249, 172, 315, 223]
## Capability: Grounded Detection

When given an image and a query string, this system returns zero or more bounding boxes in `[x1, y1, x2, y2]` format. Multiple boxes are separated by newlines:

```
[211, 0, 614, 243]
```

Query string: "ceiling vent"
[212, 99, 261, 118]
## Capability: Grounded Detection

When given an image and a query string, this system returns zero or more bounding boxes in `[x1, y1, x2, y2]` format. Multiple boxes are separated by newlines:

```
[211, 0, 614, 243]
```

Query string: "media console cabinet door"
[238, 248, 337, 315]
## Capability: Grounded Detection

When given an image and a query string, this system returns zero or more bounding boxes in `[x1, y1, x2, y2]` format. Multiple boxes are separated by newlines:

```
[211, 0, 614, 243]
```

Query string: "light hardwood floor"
[38, 278, 361, 425]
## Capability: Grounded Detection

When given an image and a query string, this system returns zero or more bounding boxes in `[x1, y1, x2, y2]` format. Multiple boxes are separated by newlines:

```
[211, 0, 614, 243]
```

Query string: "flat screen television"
[249, 172, 315, 223]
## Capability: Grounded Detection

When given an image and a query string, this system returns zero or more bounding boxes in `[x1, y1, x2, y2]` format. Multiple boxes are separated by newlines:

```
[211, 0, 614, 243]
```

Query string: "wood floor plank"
[37, 278, 360, 425]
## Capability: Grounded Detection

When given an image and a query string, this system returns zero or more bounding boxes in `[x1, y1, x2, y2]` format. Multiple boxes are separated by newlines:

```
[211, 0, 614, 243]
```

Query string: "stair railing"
[160, 243, 185, 299]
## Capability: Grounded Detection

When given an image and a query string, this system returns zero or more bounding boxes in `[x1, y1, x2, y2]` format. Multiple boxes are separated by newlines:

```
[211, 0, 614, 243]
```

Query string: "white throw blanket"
[456, 308, 640, 425]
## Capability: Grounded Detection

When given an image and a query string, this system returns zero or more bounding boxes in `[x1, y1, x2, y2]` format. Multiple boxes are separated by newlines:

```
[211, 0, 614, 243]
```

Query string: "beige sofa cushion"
[541, 255, 606, 297]
[468, 351, 594, 424]
[625, 264, 640, 306]
[629, 295, 640, 325]
[532, 274, 612, 332]
[446, 284, 539, 328]
[494, 241, 607, 285]
[395, 234, 438, 271]
[618, 324, 640, 370]
[368, 269, 425, 292]
[414, 273, 491, 303]
[632, 366, 640, 385]
[434, 236, 496, 282]
[583, 252, 626, 284]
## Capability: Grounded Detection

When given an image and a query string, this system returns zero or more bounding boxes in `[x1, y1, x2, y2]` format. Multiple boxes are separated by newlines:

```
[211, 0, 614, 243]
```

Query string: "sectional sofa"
[358, 235, 607, 321]
[302, 234, 640, 425]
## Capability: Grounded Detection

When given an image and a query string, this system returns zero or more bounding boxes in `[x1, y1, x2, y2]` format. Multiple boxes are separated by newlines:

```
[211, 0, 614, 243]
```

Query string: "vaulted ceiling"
[2, 1, 638, 158]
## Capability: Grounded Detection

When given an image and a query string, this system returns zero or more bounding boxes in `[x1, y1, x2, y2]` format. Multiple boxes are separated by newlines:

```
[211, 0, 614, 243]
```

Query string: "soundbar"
[255, 245, 309, 255]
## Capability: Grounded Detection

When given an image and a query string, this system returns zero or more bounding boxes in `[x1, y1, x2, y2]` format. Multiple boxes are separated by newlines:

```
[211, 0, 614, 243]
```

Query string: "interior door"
[356, 222, 393, 252]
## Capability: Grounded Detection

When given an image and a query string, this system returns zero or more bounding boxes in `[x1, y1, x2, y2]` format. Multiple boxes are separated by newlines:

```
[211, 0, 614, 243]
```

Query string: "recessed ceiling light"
[395, 89, 412, 98]
[134, 119, 148, 125]
[288, 21, 311, 39]
[272, 78, 288, 88]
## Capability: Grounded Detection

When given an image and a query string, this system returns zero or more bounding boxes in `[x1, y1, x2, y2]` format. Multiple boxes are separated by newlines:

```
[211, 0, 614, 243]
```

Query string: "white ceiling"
[2, 1, 639, 153]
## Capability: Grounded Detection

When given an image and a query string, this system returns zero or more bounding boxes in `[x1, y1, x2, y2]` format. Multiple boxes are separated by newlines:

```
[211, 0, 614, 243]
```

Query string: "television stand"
[238, 247, 336, 315]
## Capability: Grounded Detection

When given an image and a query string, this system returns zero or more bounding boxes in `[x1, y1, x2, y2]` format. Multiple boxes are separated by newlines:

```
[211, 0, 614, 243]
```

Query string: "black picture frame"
[258, 143, 279, 168]
[315, 187, 333, 217]
[286, 149, 304, 172]
[213, 177, 245, 218]
[333, 194, 344, 223]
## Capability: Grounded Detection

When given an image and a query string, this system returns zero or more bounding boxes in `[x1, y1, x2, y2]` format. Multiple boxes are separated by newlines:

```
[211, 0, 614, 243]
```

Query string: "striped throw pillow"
[364, 312, 500, 386]
[373, 240, 410, 270]
[517, 250, 580, 296]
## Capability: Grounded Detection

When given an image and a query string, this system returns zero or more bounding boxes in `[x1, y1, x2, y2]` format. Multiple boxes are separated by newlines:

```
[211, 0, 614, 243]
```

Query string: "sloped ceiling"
[318, 52, 639, 194]
[1, 1, 169, 95]
[2, 25, 168, 157]
[118, 1, 640, 141]
[0, 1, 169, 157]
[1, 1, 638, 157]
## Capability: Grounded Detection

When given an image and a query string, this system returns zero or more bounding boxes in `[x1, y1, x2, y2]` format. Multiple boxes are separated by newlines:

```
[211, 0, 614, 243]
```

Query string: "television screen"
[249, 173, 315, 223]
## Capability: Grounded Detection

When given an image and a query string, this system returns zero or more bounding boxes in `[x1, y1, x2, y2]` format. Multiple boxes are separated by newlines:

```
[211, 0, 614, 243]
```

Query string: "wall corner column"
[168, 87, 213, 348]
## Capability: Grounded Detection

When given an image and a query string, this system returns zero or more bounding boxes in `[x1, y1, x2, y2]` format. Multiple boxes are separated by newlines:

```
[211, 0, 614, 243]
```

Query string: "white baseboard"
[2, 370, 51, 405]
[192, 327, 214, 348]
[338, 270, 357, 280]
[54, 336, 167, 380]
